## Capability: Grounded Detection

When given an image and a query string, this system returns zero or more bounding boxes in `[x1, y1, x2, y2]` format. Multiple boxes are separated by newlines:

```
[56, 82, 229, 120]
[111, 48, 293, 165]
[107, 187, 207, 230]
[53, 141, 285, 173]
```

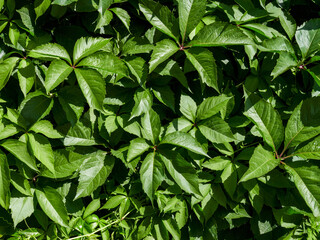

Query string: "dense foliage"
[1, 0, 320, 239]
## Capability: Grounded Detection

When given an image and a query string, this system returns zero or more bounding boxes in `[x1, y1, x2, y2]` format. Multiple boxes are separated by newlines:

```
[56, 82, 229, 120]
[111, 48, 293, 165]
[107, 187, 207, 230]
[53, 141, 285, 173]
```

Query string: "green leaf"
[271, 52, 298, 79]
[52, 0, 78, 6]
[179, 93, 197, 122]
[185, 47, 219, 92]
[189, 22, 254, 47]
[202, 156, 231, 171]
[63, 120, 98, 146]
[0, 57, 19, 91]
[19, 91, 54, 128]
[127, 138, 151, 162]
[34, 0, 51, 20]
[73, 37, 111, 64]
[140, 152, 164, 202]
[17, 5, 35, 35]
[74, 68, 106, 111]
[35, 187, 69, 227]
[160, 150, 201, 196]
[166, 118, 193, 135]
[295, 19, 320, 59]
[0, 123, 20, 141]
[160, 131, 209, 157]
[294, 135, 320, 159]
[221, 162, 237, 197]
[139, 0, 179, 41]
[284, 164, 320, 217]
[178, 0, 206, 42]
[285, 97, 320, 148]
[149, 39, 179, 73]
[130, 89, 153, 119]
[9, 23, 19, 46]
[29, 120, 63, 139]
[198, 116, 235, 143]
[28, 43, 71, 64]
[17, 59, 35, 97]
[125, 57, 147, 87]
[152, 85, 175, 112]
[141, 109, 161, 145]
[9, 192, 34, 227]
[162, 216, 181, 240]
[244, 95, 284, 151]
[196, 96, 231, 121]
[97, 0, 113, 16]
[75, 153, 115, 199]
[28, 133, 55, 174]
[1, 139, 38, 172]
[10, 172, 32, 196]
[78, 52, 128, 78]
[45, 60, 73, 93]
[110, 7, 130, 31]
[83, 199, 100, 219]
[0, 150, 10, 210]
[239, 145, 279, 182]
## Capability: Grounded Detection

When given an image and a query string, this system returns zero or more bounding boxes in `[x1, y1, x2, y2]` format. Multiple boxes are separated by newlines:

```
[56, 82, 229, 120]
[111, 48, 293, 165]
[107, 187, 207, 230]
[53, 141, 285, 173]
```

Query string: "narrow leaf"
[0, 150, 10, 210]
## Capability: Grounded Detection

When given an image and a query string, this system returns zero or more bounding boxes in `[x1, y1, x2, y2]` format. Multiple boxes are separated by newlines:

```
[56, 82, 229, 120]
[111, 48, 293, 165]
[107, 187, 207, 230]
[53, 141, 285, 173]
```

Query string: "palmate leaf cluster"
[1, 0, 320, 239]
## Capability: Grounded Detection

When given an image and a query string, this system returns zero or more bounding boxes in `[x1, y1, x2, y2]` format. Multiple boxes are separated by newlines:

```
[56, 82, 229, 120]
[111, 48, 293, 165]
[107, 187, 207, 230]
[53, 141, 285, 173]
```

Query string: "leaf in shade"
[17, 59, 35, 97]
[239, 145, 279, 182]
[294, 135, 320, 159]
[0, 57, 19, 91]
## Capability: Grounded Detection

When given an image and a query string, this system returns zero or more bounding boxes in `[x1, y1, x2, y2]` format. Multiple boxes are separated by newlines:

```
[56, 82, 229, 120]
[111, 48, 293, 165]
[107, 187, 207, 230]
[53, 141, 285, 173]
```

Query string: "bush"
[0, 0, 320, 239]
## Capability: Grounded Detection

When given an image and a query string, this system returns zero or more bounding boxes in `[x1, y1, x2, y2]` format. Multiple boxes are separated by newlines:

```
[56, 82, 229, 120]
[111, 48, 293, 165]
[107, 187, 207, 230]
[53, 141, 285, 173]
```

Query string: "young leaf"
[139, 0, 179, 41]
[140, 152, 164, 202]
[45, 60, 73, 93]
[75, 154, 115, 199]
[74, 68, 106, 111]
[149, 39, 179, 73]
[73, 37, 111, 64]
[27, 133, 55, 174]
[28, 43, 71, 64]
[244, 94, 284, 151]
[141, 109, 161, 145]
[189, 22, 254, 47]
[35, 187, 69, 227]
[1, 139, 38, 172]
[198, 116, 235, 143]
[160, 150, 201, 196]
[0, 150, 10, 210]
[285, 97, 320, 148]
[239, 145, 279, 182]
[127, 138, 151, 162]
[185, 47, 219, 92]
[196, 96, 231, 121]
[295, 19, 320, 59]
[178, 0, 206, 42]
[284, 164, 320, 217]
[160, 131, 209, 157]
